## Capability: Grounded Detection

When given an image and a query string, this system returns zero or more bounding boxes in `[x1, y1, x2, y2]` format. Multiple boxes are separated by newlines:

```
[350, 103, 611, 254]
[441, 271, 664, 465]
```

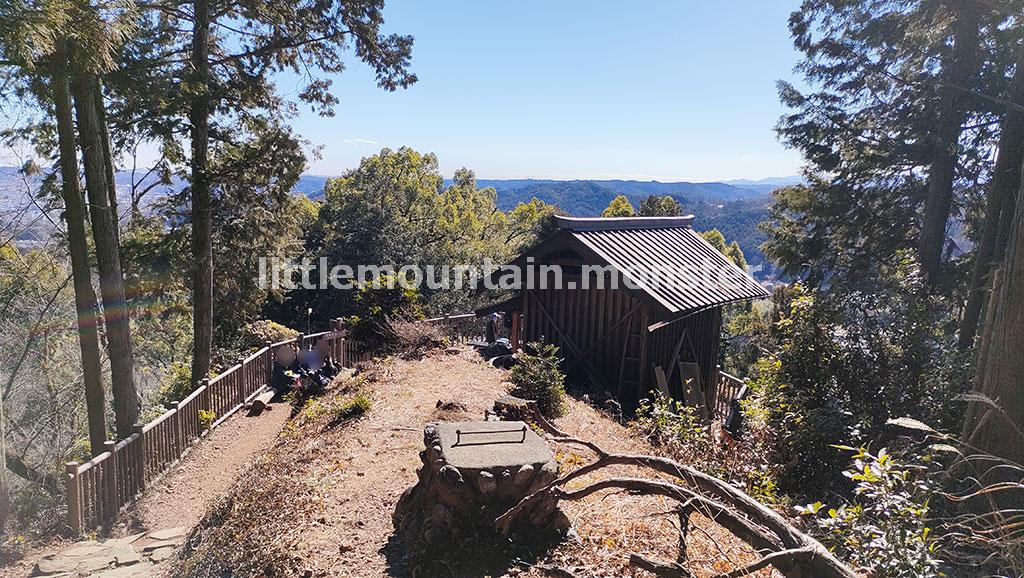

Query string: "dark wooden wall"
[520, 282, 722, 409]
[646, 307, 722, 403]
[521, 285, 645, 398]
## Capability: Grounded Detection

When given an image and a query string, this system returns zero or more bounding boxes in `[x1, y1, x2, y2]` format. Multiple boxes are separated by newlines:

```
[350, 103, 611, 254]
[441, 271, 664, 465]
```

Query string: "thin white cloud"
[343, 138, 379, 146]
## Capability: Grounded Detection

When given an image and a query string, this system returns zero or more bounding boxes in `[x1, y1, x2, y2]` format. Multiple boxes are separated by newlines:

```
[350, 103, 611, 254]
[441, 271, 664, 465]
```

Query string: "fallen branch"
[712, 546, 816, 578]
[5, 451, 59, 494]
[545, 437, 807, 550]
[497, 438, 857, 578]
[629, 552, 691, 577]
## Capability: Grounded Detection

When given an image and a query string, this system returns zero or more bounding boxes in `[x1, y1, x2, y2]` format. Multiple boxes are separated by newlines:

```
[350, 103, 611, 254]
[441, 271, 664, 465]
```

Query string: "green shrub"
[508, 342, 567, 418]
[198, 409, 216, 431]
[240, 319, 299, 349]
[799, 446, 942, 577]
[631, 387, 783, 505]
[348, 274, 424, 351]
[153, 361, 195, 408]
[633, 391, 705, 447]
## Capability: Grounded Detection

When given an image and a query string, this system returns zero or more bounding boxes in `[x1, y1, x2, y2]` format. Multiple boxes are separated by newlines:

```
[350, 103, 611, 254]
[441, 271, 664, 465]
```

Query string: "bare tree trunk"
[967, 188, 1024, 465]
[71, 69, 139, 439]
[189, 0, 214, 387]
[52, 49, 108, 455]
[959, 43, 1024, 350]
[919, 1, 981, 281]
[95, 82, 120, 245]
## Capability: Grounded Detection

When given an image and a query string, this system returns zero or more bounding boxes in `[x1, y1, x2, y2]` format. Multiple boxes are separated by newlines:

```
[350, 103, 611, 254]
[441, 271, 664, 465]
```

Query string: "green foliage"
[198, 409, 216, 431]
[508, 342, 567, 418]
[800, 447, 942, 578]
[701, 228, 749, 271]
[151, 361, 195, 409]
[633, 392, 705, 447]
[289, 392, 372, 435]
[638, 195, 682, 217]
[746, 279, 954, 497]
[700, 229, 727, 253]
[282, 148, 557, 327]
[632, 388, 782, 505]
[601, 194, 636, 217]
[241, 320, 299, 348]
[726, 241, 747, 272]
[346, 274, 424, 351]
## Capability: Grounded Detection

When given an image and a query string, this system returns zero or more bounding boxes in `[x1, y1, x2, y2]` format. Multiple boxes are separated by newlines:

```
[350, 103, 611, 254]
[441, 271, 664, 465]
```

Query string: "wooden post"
[65, 462, 82, 535]
[102, 440, 116, 526]
[199, 377, 211, 431]
[133, 424, 146, 492]
[237, 358, 247, 405]
[511, 312, 521, 351]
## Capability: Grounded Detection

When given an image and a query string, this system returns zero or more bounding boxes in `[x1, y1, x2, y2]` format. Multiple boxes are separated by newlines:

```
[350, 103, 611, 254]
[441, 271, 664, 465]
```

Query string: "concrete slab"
[435, 421, 552, 470]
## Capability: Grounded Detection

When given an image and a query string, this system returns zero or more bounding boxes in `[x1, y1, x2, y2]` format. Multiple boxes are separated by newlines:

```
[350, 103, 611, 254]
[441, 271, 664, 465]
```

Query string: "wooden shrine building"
[477, 215, 769, 410]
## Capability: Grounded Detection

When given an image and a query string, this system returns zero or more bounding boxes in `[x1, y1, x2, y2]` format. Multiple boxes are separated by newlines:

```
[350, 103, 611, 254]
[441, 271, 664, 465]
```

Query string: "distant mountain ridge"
[2, 167, 797, 276]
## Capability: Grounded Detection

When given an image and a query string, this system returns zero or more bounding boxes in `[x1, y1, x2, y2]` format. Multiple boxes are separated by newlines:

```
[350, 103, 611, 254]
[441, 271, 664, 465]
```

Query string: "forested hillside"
[2, 0, 1024, 576]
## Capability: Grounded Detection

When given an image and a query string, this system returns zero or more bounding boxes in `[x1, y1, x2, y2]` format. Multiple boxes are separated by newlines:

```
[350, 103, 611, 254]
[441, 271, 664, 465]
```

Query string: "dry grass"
[172, 349, 778, 577]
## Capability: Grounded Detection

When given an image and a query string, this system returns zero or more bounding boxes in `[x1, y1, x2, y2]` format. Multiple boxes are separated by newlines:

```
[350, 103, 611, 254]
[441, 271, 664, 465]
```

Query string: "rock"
[147, 527, 187, 542]
[147, 546, 175, 563]
[513, 464, 535, 487]
[77, 555, 115, 573]
[110, 532, 146, 546]
[60, 541, 105, 559]
[34, 556, 80, 575]
[435, 399, 468, 412]
[539, 460, 559, 481]
[477, 471, 497, 494]
[112, 545, 142, 566]
[439, 465, 463, 484]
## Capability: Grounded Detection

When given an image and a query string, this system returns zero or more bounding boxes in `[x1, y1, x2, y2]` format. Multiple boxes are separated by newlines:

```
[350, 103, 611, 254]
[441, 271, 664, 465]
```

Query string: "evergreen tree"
[638, 195, 683, 217]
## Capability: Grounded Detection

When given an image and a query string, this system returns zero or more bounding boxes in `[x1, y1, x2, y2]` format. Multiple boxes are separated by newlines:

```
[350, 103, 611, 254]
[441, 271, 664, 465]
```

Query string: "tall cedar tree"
[774, 0, 1003, 293]
[918, 1, 982, 282]
[71, 67, 140, 436]
[959, 42, 1024, 349]
[51, 46, 108, 454]
[966, 187, 1024, 464]
[181, 0, 416, 386]
[0, 4, 112, 453]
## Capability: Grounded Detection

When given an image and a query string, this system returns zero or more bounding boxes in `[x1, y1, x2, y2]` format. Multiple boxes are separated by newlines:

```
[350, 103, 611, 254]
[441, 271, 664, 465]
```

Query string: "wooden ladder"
[617, 313, 646, 399]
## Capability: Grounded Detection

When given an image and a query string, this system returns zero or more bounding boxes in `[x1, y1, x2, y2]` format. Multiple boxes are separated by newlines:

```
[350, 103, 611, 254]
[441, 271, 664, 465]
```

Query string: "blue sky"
[283, 1, 805, 181]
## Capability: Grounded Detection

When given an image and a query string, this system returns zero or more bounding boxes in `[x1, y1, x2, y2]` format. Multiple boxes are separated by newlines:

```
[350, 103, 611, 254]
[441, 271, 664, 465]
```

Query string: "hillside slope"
[171, 351, 772, 578]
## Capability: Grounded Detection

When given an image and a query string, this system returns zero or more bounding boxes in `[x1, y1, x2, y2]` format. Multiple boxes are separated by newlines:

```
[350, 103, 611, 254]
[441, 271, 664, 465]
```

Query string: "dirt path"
[117, 405, 291, 535]
[162, 348, 775, 577]
[203, 350, 772, 577]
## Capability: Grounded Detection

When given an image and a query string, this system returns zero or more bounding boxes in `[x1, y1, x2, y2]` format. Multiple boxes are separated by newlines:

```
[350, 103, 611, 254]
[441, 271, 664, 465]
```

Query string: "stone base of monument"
[393, 420, 566, 548]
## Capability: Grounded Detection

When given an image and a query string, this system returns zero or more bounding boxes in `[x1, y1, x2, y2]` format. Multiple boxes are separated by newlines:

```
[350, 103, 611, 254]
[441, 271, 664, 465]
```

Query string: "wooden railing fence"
[65, 326, 370, 534]
[712, 368, 747, 419]
[420, 313, 488, 344]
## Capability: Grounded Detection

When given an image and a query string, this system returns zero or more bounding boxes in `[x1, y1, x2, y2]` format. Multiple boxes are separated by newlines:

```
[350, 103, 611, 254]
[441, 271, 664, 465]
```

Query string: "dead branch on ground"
[495, 437, 857, 578]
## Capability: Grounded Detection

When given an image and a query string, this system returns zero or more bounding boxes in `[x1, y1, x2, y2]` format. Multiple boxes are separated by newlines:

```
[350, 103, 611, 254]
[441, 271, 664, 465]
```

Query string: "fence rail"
[65, 327, 367, 534]
[712, 369, 747, 419]
[420, 313, 489, 344]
